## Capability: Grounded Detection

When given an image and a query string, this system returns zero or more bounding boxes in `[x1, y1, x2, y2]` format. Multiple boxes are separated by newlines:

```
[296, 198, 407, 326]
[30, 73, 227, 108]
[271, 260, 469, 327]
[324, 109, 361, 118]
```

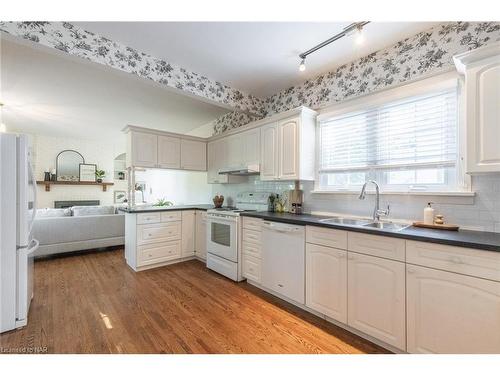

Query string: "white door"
[226, 134, 244, 168]
[260, 122, 279, 180]
[181, 210, 196, 257]
[157, 135, 181, 169]
[348, 252, 406, 350]
[407, 264, 500, 353]
[242, 128, 260, 166]
[180, 139, 206, 171]
[132, 132, 158, 168]
[195, 211, 207, 260]
[278, 118, 299, 180]
[306, 243, 347, 324]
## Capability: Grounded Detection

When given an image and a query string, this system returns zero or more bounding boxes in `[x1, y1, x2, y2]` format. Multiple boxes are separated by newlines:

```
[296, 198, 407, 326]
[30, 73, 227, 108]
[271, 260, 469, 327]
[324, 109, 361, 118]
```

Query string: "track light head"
[299, 58, 306, 72]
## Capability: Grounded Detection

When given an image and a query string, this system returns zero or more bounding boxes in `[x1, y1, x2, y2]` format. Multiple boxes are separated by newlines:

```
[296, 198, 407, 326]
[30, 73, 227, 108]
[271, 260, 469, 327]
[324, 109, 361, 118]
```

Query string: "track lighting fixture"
[298, 21, 369, 71]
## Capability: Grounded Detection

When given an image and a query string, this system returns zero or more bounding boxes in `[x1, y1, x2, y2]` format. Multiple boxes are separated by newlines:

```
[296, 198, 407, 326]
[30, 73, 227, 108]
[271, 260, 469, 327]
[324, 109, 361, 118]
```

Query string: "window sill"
[310, 190, 475, 197]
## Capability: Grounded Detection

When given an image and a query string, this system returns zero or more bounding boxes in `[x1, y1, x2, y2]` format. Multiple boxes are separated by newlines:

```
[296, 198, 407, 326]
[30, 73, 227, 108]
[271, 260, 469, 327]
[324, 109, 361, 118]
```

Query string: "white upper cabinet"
[407, 264, 500, 354]
[454, 42, 500, 173]
[242, 128, 261, 166]
[226, 134, 244, 168]
[260, 122, 279, 180]
[207, 138, 229, 184]
[278, 118, 299, 179]
[158, 136, 181, 169]
[180, 139, 206, 171]
[260, 108, 316, 181]
[125, 127, 207, 171]
[129, 131, 158, 168]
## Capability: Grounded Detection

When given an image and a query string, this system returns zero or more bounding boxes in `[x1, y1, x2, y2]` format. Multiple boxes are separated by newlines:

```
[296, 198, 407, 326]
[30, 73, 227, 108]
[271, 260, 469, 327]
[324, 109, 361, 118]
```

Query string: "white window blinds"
[319, 88, 458, 174]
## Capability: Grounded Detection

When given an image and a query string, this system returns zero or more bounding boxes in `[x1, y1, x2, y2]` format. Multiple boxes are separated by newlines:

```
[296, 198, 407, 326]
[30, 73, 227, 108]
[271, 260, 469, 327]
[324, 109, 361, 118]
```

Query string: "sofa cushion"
[72, 205, 116, 216]
[36, 208, 71, 218]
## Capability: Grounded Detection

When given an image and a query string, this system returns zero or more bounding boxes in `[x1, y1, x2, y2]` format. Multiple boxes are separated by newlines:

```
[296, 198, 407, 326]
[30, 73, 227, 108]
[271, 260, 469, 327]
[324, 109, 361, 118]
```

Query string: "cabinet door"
[465, 59, 500, 173]
[195, 211, 207, 260]
[278, 118, 299, 180]
[131, 132, 158, 168]
[348, 252, 406, 350]
[157, 135, 180, 169]
[242, 128, 261, 166]
[207, 139, 228, 184]
[306, 243, 347, 323]
[181, 139, 206, 171]
[260, 122, 279, 180]
[181, 210, 196, 257]
[407, 264, 500, 353]
[226, 134, 244, 168]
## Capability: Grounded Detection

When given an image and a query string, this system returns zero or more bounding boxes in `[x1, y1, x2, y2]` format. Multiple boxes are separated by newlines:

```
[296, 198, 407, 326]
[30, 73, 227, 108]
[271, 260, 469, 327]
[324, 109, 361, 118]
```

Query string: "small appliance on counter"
[288, 181, 304, 214]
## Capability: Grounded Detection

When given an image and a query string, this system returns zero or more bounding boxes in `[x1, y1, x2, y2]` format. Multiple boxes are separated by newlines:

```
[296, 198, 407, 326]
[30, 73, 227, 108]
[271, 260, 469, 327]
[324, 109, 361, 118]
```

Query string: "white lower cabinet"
[195, 211, 207, 260]
[347, 252, 406, 351]
[305, 243, 347, 324]
[406, 264, 500, 353]
[181, 210, 196, 257]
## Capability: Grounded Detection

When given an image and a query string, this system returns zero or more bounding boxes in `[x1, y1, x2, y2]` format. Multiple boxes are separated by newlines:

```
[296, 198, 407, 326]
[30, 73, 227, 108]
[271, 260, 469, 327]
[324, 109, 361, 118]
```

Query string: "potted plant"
[95, 169, 105, 183]
[153, 198, 173, 207]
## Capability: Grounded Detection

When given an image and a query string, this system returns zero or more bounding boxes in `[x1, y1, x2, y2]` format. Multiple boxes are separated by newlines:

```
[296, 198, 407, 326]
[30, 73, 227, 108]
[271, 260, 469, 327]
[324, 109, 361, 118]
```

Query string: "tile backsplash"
[212, 174, 500, 232]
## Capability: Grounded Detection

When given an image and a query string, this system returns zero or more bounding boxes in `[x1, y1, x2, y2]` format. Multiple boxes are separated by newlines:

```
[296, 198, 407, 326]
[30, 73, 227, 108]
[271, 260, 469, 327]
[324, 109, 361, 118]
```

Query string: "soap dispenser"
[423, 202, 435, 225]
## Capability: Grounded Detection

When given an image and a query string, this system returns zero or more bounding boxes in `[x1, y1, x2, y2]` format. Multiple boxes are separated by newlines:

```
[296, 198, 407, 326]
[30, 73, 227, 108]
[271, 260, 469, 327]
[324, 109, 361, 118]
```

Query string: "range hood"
[218, 164, 260, 176]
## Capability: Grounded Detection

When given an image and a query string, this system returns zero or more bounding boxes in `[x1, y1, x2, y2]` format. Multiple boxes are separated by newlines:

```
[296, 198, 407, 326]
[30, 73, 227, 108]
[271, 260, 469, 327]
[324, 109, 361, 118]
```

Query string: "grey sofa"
[32, 206, 125, 257]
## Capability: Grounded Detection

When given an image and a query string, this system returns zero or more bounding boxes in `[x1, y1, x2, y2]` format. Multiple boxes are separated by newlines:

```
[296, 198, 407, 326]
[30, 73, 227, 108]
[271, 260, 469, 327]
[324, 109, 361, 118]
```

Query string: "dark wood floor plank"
[0, 249, 390, 354]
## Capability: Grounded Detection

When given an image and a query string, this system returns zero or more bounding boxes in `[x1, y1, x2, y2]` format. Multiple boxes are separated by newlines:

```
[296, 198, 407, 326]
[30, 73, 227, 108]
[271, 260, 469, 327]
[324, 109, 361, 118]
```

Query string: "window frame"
[313, 72, 471, 196]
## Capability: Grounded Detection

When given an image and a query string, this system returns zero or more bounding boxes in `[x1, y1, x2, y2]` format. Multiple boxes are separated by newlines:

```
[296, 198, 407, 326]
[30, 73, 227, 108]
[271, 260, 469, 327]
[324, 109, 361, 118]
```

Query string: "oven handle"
[206, 215, 238, 224]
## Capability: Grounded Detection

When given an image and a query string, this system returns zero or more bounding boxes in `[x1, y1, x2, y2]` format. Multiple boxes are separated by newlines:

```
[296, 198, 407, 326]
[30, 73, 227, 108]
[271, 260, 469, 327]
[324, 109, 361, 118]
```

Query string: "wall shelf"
[36, 181, 114, 192]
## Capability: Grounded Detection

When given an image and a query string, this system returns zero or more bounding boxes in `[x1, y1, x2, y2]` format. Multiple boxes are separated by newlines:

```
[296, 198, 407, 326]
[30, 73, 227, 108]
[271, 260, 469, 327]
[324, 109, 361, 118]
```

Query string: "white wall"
[32, 134, 125, 208]
[135, 168, 212, 206]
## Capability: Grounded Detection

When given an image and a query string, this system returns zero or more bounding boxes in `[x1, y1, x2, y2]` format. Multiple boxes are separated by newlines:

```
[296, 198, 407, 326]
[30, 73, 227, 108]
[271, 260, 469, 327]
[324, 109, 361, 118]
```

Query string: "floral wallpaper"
[2, 21, 499, 136]
[0, 21, 265, 116]
[212, 21, 500, 135]
[211, 111, 260, 135]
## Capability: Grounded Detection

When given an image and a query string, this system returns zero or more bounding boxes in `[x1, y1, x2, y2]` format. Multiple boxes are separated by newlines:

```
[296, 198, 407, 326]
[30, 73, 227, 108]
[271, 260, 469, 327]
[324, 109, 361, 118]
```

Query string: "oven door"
[206, 214, 238, 262]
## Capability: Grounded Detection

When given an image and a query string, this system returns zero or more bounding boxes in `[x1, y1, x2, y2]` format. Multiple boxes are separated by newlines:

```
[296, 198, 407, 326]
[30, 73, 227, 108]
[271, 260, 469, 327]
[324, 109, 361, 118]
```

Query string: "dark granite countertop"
[240, 211, 500, 253]
[119, 204, 214, 213]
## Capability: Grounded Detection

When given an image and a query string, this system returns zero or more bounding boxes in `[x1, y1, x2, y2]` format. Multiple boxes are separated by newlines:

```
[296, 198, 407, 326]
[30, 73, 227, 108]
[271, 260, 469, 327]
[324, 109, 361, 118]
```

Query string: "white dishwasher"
[261, 221, 305, 304]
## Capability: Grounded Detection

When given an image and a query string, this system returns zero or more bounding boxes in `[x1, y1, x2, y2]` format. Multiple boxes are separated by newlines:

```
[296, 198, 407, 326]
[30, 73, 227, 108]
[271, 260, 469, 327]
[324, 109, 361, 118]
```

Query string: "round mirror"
[56, 150, 84, 181]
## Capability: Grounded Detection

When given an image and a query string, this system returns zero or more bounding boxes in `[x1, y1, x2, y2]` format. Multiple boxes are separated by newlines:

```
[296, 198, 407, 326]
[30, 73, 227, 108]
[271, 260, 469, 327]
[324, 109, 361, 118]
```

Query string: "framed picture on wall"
[79, 163, 97, 182]
[114, 190, 127, 204]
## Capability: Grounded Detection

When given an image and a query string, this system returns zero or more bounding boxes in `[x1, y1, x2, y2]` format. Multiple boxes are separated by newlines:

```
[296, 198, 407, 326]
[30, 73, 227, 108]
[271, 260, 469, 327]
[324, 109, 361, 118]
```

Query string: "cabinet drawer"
[160, 211, 182, 222]
[243, 254, 261, 283]
[406, 240, 500, 282]
[137, 222, 181, 245]
[242, 240, 261, 259]
[242, 228, 261, 245]
[348, 232, 405, 262]
[242, 217, 263, 232]
[306, 226, 348, 250]
[137, 212, 161, 225]
[137, 240, 181, 266]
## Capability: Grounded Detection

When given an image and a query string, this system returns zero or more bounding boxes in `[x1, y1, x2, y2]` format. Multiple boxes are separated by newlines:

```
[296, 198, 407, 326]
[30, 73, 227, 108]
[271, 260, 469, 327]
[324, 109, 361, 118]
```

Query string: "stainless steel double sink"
[318, 217, 410, 232]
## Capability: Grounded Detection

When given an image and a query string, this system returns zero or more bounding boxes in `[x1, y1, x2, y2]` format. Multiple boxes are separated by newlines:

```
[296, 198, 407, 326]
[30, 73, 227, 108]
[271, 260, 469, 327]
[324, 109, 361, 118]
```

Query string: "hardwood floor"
[0, 249, 389, 354]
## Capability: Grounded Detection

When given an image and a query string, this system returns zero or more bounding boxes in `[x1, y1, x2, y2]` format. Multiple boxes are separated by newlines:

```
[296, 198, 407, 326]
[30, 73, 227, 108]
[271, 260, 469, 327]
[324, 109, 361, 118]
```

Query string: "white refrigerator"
[0, 133, 39, 333]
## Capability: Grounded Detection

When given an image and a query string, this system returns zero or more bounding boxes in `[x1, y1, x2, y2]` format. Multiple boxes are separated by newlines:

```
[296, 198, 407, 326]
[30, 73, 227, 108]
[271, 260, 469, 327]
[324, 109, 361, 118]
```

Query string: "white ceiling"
[75, 22, 438, 98]
[0, 37, 229, 140]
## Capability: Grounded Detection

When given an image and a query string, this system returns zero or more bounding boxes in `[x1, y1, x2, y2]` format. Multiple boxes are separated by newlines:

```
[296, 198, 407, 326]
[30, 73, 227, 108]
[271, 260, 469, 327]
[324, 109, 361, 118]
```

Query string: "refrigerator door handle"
[28, 161, 37, 234]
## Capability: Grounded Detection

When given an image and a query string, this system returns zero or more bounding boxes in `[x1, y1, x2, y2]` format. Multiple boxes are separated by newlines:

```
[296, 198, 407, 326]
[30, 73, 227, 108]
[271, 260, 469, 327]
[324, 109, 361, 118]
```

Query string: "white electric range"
[206, 192, 269, 281]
